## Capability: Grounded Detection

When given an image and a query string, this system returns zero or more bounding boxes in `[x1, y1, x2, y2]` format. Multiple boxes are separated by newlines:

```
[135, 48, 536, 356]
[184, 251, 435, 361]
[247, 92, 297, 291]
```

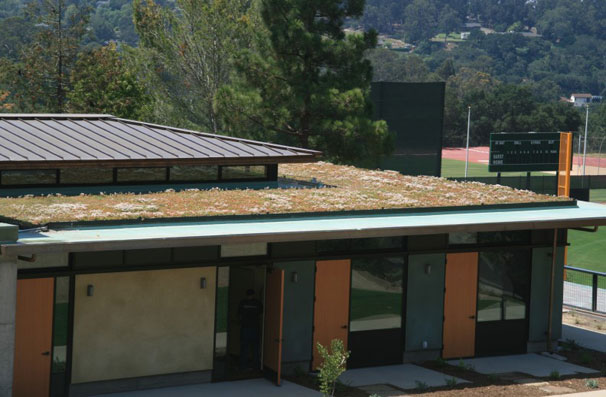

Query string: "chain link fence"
[563, 266, 606, 314]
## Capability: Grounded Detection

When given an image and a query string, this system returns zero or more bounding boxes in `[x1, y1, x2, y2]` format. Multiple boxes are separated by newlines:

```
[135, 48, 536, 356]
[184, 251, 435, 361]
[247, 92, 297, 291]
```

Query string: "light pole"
[465, 106, 471, 178]
[582, 104, 589, 176]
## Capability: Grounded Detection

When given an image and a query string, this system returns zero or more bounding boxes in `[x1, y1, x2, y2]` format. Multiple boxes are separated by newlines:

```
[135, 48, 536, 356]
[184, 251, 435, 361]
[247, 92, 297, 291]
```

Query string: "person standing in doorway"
[238, 288, 263, 370]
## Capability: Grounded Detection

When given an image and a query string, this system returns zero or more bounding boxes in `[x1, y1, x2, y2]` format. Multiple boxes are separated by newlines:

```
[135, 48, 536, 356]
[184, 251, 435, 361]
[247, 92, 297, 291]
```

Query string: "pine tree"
[218, 0, 391, 166]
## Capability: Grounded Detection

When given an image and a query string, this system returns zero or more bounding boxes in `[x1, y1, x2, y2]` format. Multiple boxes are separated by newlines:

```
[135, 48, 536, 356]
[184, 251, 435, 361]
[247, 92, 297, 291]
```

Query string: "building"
[570, 93, 592, 107]
[1, 114, 606, 397]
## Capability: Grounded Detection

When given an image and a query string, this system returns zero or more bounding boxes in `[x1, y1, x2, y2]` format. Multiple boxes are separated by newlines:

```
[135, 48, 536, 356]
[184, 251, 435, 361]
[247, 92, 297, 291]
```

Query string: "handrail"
[565, 265, 606, 277]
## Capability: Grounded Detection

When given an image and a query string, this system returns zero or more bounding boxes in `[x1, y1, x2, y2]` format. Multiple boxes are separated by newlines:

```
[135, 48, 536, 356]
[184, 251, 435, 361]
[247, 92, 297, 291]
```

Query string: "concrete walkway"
[339, 363, 468, 390]
[551, 391, 606, 397]
[562, 324, 606, 353]
[94, 378, 321, 397]
[449, 353, 598, 377]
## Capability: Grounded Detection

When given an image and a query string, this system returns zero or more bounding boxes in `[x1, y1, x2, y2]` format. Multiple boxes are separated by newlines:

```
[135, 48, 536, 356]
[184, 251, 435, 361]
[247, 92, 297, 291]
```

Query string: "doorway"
[13, 278, 54, 397]
[443, 252, 478, 359]
[312, 259, 351, 370]
[213, 265, 268, 381]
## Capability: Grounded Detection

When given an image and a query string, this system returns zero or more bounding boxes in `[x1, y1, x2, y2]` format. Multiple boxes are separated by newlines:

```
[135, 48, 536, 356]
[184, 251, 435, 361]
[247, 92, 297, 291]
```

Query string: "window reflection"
[477, 250, 530, 322]
[350, 257, 403, 332]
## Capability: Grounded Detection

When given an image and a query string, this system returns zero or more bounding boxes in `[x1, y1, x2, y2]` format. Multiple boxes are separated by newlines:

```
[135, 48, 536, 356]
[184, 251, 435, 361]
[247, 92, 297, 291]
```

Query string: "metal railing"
[563, 265, 606, 314]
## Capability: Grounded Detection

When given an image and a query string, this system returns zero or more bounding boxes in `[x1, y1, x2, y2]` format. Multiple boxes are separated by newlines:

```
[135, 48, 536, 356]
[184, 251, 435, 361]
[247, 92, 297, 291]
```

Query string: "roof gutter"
[3, 217, 606, 256]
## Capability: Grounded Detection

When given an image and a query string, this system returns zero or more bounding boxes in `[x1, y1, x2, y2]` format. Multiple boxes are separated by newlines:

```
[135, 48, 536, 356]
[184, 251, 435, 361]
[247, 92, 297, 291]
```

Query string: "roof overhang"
[3, 201, 606, 256]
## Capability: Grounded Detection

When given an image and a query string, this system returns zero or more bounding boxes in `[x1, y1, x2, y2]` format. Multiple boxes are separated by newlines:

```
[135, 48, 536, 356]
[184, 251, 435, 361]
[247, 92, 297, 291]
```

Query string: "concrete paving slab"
[562, 324, 606, 353]
[539, 385, 576, 394]
[550, 391, 606, 397]
[94, 378, 321, 397]
[338, 363, 468, 390]
[448, 353, 598, 377]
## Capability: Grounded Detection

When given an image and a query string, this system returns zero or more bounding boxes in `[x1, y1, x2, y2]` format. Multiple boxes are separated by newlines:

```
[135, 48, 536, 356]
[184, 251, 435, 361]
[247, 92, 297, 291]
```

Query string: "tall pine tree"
[218, 0, 391, 166]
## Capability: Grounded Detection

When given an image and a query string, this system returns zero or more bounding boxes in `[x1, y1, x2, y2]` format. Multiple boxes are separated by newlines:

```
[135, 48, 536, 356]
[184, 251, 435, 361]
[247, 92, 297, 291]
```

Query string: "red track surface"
[443, 146, 606, 167]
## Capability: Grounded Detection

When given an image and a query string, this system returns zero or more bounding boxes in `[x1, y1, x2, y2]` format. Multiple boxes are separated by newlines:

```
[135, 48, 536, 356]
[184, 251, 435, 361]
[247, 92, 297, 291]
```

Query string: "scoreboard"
[489, 132, 562, 172]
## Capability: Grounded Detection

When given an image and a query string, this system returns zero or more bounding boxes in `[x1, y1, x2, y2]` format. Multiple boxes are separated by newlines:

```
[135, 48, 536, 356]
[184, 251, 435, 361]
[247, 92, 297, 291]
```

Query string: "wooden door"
[312, 260, 351, 370]
[263, 269, 284, 385]
[443, 252, 478, 359]
[13, 278, 55, 397]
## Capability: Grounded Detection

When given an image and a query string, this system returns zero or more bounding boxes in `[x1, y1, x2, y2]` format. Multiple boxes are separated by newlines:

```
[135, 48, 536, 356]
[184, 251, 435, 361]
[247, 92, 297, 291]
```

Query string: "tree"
[132, 0, 256, 132]
[218, 0, 391, 166]
[67, 44, 148, 119]
[17, 0, 91, 112]
[0, 90, 14, 111]
[403, 0, 438, 43]
[438, 5, 461, 38]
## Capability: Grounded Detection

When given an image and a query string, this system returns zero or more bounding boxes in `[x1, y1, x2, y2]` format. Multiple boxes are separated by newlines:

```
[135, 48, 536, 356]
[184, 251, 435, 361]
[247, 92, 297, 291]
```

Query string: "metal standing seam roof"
[3, 201, 606, 255]
[0, 114, 321, 168]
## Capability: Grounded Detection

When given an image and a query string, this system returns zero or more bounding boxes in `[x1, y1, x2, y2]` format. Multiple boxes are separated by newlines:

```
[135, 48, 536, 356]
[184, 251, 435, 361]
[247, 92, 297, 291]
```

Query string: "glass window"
[60, 168, 113, 184]
[318, 237, 403, 254]
[1, 169, 56, 185]
[350, 257, 403, 332]
[170, 165, 218, 181]
[477, 250, 530, 322]
[478, 231, 530, 244]
[221, 165, 266, 180]
[51, 277, 70, 396]
[116, 167, 166, 182]
[448, 232, 478, 245]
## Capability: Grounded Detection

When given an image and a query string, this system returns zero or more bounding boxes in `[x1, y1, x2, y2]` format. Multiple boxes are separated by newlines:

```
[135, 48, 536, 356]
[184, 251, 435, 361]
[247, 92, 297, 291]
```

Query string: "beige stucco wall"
[72, 267, 216, 384]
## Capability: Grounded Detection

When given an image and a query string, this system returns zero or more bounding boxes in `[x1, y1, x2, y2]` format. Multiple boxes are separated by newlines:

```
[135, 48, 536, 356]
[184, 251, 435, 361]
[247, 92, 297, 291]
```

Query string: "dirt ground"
[562, 309, 606, 333]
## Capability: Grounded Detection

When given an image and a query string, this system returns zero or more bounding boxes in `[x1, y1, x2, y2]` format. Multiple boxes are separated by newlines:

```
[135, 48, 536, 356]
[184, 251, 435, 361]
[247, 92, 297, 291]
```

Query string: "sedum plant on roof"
[0, 162, 567, 226]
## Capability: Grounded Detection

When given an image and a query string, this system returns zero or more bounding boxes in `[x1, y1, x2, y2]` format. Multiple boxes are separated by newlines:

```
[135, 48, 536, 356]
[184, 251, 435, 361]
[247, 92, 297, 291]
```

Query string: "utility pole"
[582, 104, 589, 176]
[465, 106, 471, 178]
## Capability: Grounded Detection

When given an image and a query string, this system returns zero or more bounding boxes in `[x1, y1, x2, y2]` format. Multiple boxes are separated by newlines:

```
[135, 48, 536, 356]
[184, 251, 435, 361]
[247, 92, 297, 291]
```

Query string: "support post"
[547, 229, 558, 353]
[592, 274, 598, 312]
[0, 257, 17, 396]
[465, 106, 471, 179]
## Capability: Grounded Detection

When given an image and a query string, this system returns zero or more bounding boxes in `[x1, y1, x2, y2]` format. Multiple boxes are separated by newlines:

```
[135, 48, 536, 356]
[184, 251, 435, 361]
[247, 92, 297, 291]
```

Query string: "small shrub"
[488, 374, 499, 383]
[549, 370, 561, 380]
[435, 357, 447, 367]
[316, 339, 350, 397]
[466, 363, 476, 371]
[457, 359, 466, 369]
[414, 380, 428, 390]
[580, 351, 592, 364]
[445, 377, 458, 387]
[564, 338, 580, 351]
[585, 379, 599, 389]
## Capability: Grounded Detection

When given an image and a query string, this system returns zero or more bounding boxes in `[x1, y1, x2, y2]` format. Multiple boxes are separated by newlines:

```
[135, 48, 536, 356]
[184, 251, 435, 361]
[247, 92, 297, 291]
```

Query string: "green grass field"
[441, 158, 549, 178]
[567, 229, 606, 274]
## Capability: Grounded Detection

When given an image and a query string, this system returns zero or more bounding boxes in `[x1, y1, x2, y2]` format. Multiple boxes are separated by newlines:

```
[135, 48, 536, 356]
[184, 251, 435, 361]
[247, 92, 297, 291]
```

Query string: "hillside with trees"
[0, 0, 604, 155]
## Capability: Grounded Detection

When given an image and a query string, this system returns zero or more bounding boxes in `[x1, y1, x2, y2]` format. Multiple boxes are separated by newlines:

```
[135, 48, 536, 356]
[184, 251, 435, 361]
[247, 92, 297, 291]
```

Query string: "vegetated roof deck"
[0, 162, 568, 227]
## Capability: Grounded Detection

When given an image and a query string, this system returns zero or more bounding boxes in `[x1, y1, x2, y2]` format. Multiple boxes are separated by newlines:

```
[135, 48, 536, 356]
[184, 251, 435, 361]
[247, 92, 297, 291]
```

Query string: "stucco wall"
[72, 267, 216, 384]
[405, 254, 445, 352]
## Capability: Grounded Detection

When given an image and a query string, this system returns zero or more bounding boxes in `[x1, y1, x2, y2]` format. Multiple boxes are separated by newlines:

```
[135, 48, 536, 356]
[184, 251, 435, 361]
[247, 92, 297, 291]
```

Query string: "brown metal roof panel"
[18, 120, 106, 161]
[132, 125, 214, 158]
[174, 133, 238, 158]
[40, 120, 131, 160]
[69, 120, 151, 159]
[0, 121, 63, 161]
[100, 120, 194, 159]
[83, 120, 170, 159]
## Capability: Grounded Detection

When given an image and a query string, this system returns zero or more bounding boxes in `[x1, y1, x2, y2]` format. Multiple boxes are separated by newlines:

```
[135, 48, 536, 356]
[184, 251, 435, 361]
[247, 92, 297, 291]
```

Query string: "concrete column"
[0, 257, 17, 397]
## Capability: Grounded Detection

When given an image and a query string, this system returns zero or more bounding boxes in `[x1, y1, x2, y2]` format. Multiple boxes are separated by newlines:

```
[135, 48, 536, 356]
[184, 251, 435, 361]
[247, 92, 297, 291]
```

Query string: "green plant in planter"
[316, 339, 350, 397]
[585, 379, 599, 389]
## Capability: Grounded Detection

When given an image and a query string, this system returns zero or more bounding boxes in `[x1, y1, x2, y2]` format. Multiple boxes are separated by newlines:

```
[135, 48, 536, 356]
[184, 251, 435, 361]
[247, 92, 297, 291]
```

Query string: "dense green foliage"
[217, 0, 391, 165]
[0, 0, 603, 158]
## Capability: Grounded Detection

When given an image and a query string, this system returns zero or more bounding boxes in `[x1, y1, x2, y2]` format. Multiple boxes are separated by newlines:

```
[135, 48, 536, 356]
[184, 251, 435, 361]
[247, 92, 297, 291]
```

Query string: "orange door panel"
[443, 252, 478, 359]
[312, 260, 351, 370]
[263, 269, 284, 385]
[13, 278, 55, 397]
